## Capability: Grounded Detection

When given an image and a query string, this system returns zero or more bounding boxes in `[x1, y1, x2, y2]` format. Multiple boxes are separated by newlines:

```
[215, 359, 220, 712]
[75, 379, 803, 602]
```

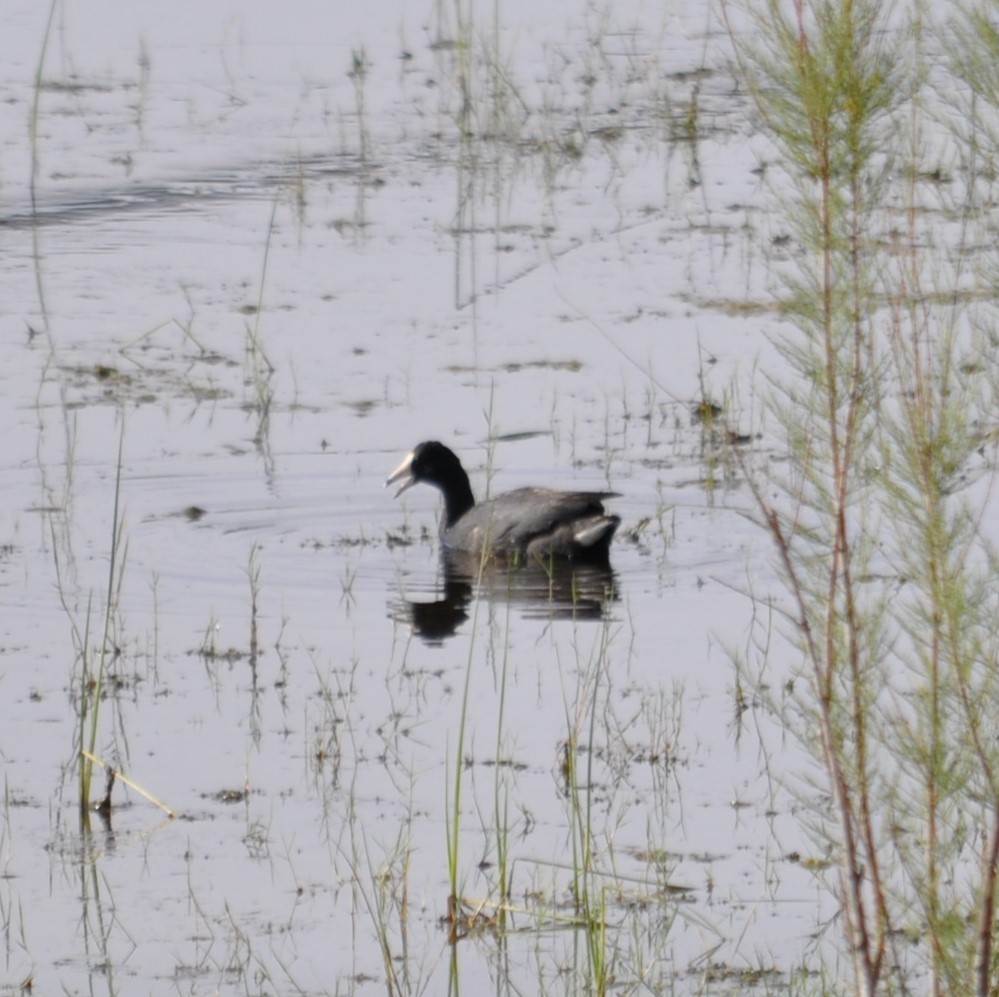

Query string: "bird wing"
[485, 488, 615, 552]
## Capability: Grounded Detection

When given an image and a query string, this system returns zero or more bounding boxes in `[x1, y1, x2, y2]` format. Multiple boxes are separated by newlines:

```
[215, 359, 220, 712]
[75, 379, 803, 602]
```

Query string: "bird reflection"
[390, 551, 618, 644]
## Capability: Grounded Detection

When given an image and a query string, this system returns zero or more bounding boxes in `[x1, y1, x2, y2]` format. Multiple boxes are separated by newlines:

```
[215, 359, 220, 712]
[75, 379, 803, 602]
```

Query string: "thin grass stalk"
[80, 421, 126, 818]
[445, 550, 487, 942]
[247, 197, 277, 469]
[445, 434, 503, 940]
[562, 669, 589, 918]
[582, 626, 603, 990]
[29, 0, 58, 214]
[29, 0, 58, 341]
[977, 804, 999, 995]
[77, 592, 94, 811]
[348, 47, 369, 165]
[326, 660, 408, 996]
[492, 593, 513, 921]
[561, 621, 612, 995]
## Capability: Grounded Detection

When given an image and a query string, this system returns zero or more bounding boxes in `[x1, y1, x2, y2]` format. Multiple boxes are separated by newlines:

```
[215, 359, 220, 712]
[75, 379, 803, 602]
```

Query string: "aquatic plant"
[78, 422, 127, 822]
[731, 0, 999, 991]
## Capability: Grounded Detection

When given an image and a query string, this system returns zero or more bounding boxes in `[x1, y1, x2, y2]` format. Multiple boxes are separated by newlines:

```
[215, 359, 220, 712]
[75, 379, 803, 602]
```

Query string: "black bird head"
[386, 441, 462, 496]
[386, 441, 476, 526]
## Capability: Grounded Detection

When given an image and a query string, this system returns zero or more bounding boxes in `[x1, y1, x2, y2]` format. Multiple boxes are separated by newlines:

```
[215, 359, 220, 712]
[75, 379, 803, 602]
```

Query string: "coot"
[386, 441, 620, 562]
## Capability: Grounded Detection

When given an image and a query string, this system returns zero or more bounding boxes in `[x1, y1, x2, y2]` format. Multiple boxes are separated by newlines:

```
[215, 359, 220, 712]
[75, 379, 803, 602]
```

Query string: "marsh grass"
[77, 422, 127, 822]
[429, 1, 698, 317]
[731, 0, 999, 990]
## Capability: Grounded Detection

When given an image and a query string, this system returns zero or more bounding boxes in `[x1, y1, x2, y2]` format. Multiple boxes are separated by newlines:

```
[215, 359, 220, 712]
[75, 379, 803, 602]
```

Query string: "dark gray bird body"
[387, 441, 619, 563]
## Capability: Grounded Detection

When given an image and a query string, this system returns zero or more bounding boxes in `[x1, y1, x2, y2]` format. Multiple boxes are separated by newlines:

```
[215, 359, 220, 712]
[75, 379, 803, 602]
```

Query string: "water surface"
[0, 2, 836, 993]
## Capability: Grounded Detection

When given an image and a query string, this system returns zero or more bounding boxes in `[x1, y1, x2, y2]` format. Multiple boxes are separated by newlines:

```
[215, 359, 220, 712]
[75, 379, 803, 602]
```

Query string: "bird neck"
[442, 477, 475, 526]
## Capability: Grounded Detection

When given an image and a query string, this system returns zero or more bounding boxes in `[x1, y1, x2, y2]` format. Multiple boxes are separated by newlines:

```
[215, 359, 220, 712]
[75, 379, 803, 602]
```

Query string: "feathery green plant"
[732, 0, 999, 991]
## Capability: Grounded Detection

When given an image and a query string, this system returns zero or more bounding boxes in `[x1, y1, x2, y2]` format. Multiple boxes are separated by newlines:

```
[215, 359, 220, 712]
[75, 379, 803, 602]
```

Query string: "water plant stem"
[80, 420, 126, 819]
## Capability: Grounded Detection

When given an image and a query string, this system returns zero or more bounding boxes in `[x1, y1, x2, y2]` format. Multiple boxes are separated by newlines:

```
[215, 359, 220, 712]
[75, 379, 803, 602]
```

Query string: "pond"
[0, 1, 844, 993]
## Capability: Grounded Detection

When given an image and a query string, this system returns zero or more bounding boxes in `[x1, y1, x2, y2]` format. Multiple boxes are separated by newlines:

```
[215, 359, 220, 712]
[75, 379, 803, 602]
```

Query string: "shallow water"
[0, 1, 856, 993]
